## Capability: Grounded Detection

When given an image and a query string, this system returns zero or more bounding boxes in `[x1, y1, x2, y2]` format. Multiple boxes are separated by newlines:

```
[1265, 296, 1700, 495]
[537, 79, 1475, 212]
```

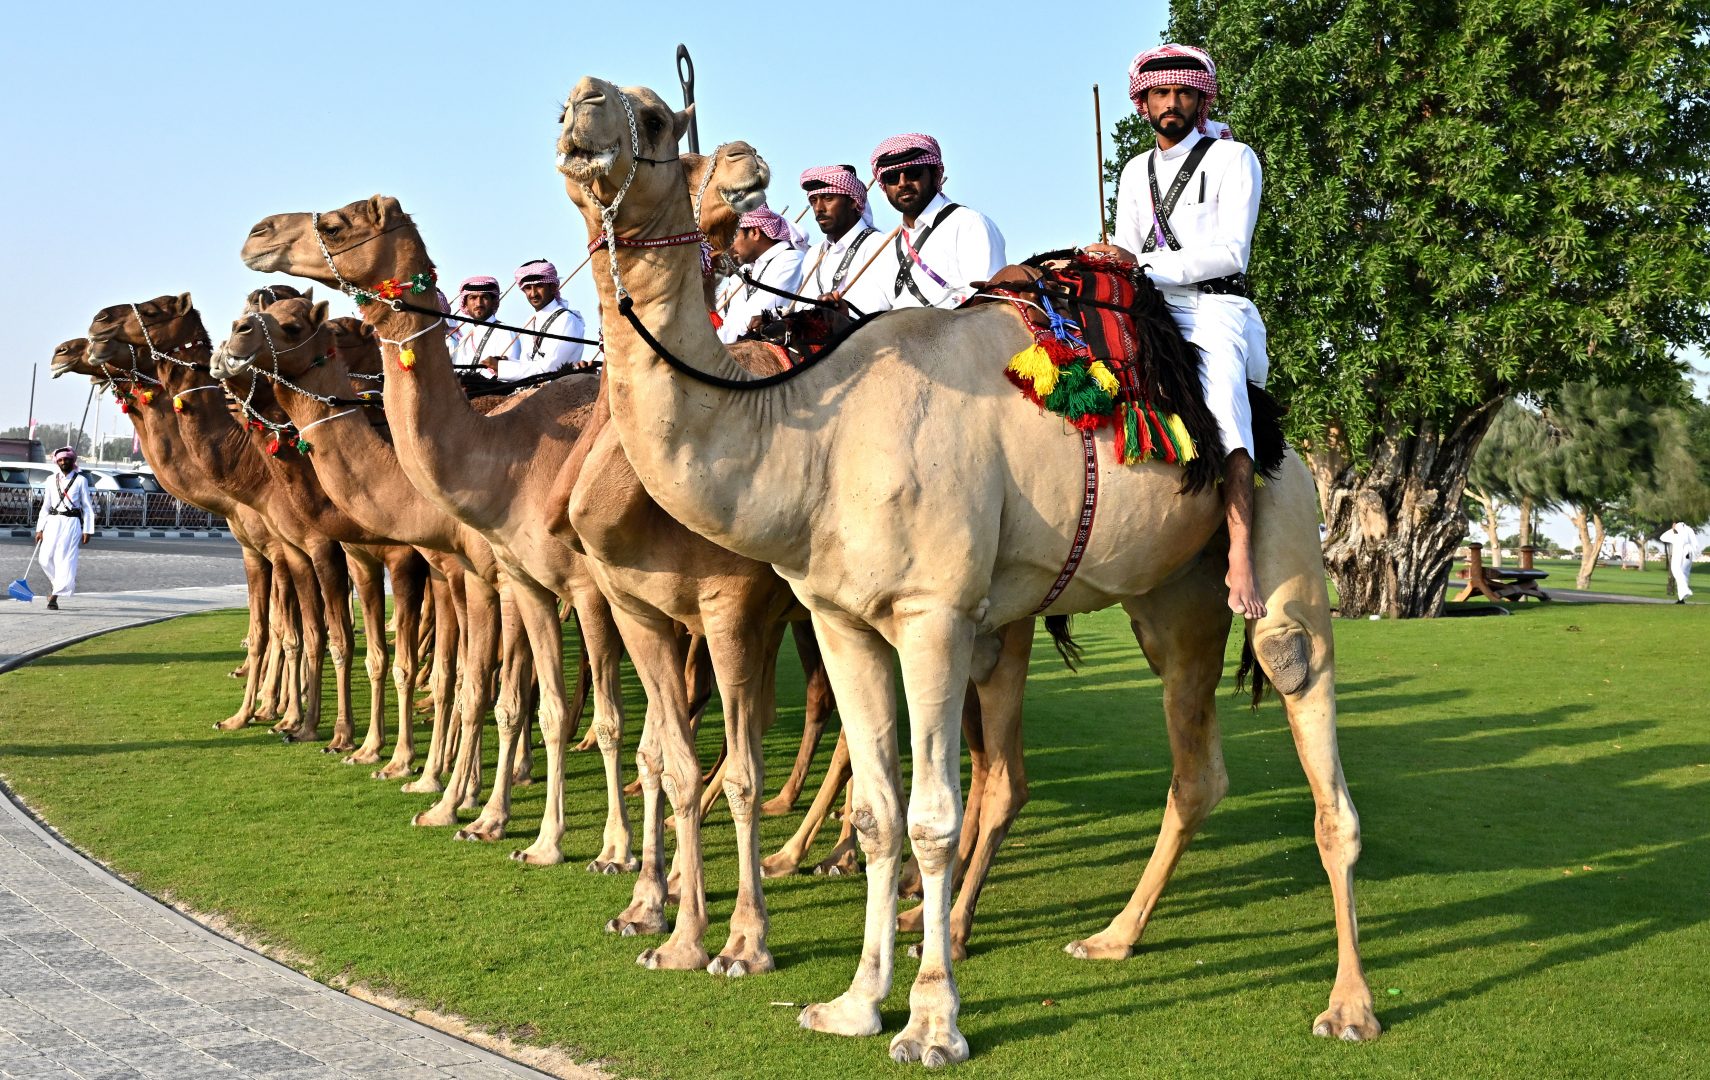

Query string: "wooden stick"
[560, 250, 594, 284]
[1094, 83, 1108, 244]
[786, 246, 830, 312]
[834, 226, 901, 298]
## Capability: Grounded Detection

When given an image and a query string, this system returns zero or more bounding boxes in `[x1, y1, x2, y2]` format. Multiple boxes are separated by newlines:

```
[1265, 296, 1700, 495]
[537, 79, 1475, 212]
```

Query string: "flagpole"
[26, 363, 36, 445]
[1094, 83, 1109, 244]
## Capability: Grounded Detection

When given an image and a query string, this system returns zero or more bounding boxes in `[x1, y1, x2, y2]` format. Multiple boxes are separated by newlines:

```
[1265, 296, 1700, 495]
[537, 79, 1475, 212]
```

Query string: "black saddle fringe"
[1234, 632, 1269, 709]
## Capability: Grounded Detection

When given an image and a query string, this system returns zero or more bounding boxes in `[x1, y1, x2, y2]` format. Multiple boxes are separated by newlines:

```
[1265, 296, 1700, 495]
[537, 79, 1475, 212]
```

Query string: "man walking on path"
[33, 446, 94, 610]
[1660, 521, 1698, 602]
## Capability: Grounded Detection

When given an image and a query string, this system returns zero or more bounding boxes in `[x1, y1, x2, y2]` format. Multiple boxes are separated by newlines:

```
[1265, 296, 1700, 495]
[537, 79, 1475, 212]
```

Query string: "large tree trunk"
[1518, 495, 1534, 550]
[1571, 507, 1605, 589]
[1307, 405, 1500, 618]
[1636, 534, 1648, 572]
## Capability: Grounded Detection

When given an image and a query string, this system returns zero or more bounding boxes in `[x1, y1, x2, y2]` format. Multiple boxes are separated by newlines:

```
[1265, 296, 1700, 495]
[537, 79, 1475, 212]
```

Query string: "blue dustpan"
[10, 542, 40, 602]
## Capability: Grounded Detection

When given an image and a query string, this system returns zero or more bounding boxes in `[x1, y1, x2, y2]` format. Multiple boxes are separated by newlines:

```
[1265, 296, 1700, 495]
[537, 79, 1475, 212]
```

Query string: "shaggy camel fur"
[557, 78, 1379, 1065]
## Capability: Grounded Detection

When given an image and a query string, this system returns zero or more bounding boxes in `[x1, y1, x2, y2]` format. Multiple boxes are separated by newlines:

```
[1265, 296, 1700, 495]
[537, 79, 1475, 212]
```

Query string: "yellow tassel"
[137, 389, 155, 406]
[1006, 344, 1058, 397]
[1087, 361, 1120, 395]
[1166, 414, 1196, 462]
[398, 347, 416, 371]
[172, 396, 184, 413]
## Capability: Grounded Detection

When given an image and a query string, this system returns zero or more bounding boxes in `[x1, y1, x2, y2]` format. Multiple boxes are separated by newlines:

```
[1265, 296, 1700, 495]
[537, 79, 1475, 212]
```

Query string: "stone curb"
[7, 527, 230, 539]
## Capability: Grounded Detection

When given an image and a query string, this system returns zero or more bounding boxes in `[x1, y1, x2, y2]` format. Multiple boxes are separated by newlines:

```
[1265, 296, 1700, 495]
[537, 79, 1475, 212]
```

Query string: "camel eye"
[645, 115, 664, 133]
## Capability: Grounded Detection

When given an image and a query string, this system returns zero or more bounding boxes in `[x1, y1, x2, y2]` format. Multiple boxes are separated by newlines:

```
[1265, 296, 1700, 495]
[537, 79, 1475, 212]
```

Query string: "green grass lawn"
[1, 603, 1706, 1079]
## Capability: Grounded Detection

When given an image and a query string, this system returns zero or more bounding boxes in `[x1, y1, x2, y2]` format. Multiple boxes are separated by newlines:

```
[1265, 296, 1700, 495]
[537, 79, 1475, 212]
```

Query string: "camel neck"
[121, 390, 237, 517]
[583, 193, 819, 560]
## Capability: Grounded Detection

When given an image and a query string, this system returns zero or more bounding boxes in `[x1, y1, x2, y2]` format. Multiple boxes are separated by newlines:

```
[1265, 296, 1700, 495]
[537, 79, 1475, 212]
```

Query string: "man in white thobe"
[481, 259, 589, 381]
[797, 165, 885, 303]
[1660, 521, 1698, 602]
[33, 446, 94, 610]
[1088, 42, 1271, 619]
[449, 276, 520, 375]
[716, 206, 807, 344]
[839, 132, 1006, 315]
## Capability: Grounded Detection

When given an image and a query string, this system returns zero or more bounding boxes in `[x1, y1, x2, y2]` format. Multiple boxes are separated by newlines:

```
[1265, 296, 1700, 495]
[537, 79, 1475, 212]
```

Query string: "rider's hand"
[479, 358, 500, 374]
[1084, 242, 1135, 261]
[33, 532, 42, 543]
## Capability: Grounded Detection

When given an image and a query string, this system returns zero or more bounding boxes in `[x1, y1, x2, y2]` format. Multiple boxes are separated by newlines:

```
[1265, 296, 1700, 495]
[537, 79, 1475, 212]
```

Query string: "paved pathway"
[0, 585, 568, 1079]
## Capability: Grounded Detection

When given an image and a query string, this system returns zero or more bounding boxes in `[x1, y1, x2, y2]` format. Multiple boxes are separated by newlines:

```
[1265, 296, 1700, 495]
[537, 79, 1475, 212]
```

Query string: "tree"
[1466, 400, 1552, 565]
[0, 424, 91, 456]
[1127, 0, 1710, 615]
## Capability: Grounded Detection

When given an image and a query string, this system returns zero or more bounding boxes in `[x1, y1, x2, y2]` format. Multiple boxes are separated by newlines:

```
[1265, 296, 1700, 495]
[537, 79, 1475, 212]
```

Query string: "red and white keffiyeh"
[51, 446, 77, 464]
[1128, 43, 1220, 132]
[739, 206, 810, 250]
[799, 165, 867, 210]
[455, 275, 500, 313]
[514, 259, 559, 286]
[869, 133, 944, 179]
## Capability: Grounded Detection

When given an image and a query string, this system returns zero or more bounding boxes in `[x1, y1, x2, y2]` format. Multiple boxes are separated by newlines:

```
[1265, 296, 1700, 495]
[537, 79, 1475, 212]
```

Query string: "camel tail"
[565, 612, 592, 744]
[1234, 629, 1269, 709]
[1044, 615, 1084, 671]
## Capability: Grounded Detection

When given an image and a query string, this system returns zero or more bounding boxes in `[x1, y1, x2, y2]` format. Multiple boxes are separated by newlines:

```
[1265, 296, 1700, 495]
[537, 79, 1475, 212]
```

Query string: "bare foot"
[1226, 559, 1268, 620]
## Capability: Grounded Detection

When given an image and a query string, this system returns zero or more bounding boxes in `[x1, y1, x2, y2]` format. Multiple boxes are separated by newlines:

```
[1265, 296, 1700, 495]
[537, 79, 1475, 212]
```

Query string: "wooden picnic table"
[1453, 543, 1552, 603]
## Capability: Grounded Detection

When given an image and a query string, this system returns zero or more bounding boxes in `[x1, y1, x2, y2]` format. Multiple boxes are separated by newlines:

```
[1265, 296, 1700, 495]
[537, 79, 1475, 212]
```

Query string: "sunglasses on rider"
[879, 164, 931, 186]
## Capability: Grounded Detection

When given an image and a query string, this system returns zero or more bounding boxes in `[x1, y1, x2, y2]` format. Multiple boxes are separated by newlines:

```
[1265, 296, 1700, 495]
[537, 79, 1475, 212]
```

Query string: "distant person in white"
[1086, 42, 1270, 620]
[717, 206, 806, 344]
[1660, 521, 1698, 602]
[797, 164, 885, 302]
[839, 132, 1006, 314]
[448, 276, 520, 374]
[33, 446, 94, 610]
[482, 259, 588, 381]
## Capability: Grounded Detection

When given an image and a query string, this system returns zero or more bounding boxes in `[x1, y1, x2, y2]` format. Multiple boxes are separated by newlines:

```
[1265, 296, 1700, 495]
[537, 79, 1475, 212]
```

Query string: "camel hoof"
[760, 856, 799, 879]
[618, 921, 638, 937]
[897, 905, 924, 934]
[411, 808, 457, 828]
[455, 819, 505, 842]
[322, 740, 356, 754]
[1064, 937, 1132, 961]
[1312, 1001, 1382, 1042]
[510, 846, 564, 866]
[400, 777, 442, 795]
[214, 715, 251, 731]
[343, 749, 382, 766]
[798, 995, 882, 1038]
[371, 760, 413, 781]
[637, 944, 709, 971]
[586, 859, 634, 875]
[758, 796, 794, 817]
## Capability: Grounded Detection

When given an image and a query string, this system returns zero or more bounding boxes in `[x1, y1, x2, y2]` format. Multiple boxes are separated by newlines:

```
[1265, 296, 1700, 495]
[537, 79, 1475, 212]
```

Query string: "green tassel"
[1042, 362, 1116, 425]
[1122, 403, 1142, 464]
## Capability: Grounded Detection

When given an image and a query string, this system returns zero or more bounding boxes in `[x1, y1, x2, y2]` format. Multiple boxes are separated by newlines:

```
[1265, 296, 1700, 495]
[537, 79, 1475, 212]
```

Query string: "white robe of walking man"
[34, 449, 95, 605]
[1660, 521, 1698, 602]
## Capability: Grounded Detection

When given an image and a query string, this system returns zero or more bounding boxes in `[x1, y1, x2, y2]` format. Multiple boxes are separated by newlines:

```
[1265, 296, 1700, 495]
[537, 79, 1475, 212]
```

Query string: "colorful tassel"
[1087, 361, 1119, 395]
[136, 389, 155, 406]
[1165, 414, 1196, 462]
[1042, 362, 1116, 427]
[1006, 344, 1059, 399]
[266, 434, 282, 456]
[172, 395, 185, 413]
[398, 347, 416, 371]
[294, 437, 312, 455]
[1121, 402, 1143, 465]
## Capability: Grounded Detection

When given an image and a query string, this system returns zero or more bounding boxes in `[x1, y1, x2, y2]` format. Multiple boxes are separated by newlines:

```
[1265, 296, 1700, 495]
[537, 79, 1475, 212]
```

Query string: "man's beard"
[1148, 112, 1192, 140]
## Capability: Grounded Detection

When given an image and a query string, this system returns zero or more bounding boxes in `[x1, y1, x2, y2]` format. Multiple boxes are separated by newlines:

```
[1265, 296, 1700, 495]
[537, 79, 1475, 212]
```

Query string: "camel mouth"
[49, 359, 78, 378]
[243, 242, 291, 273]
[557, 141, 618, 181]
[208, 344, 251, 380]
[721, 186, 767, 214]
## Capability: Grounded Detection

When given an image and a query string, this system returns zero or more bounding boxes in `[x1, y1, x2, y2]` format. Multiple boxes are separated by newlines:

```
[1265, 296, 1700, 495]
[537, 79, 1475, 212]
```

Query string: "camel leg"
[403, 570, 459, 793]
[615, 613, 707, 966]
[902, 618, 1033, 960]
[639, 630, 713, 802]
[413, 578, 500, 825]
[277, 548, 321, 739]
[1065, 562, 1230, 963]
[1252, 460, 1380, 1041]
[458, 591, 535, 842]
[580, 589, 636, 874]
[762, 729, 851, 878]
[218, 546, 272, 730]
[762, 620, 836, 816]
[900, 692, 983, 902]
[814, 779, 862, 876]
[314, 548, 357, 753]
[375, 553, 427, 780]
[883, 612, 974, 1067]
[570, 633, 601, 753]
[509, 583, 575, 867]
[259, 559, 294, 726]
[705, 620, 783, 977]
[798, 613, 900, 1042]
[343, 551, 390, 766]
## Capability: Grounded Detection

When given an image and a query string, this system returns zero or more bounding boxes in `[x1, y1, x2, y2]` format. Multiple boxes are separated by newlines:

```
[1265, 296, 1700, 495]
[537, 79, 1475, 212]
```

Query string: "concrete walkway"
[0, 589, 566, 1079]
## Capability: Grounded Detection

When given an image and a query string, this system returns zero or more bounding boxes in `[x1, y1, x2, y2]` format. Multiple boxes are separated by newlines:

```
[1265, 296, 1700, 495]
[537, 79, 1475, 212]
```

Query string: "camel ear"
[368, 195, 403, 228]
[300, 286, 315, 303]
[673, 104, 694, 144]
[175, 292, 194, 315]
[358, 322, 377, 342]
[310, 300, 329, 326]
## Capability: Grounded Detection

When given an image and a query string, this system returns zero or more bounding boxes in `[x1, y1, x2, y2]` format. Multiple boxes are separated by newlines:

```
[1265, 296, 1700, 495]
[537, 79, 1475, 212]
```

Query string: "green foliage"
[1532, 379, 1703, 528]
[1470, 400, 1552, 505]
[1106, 0, 1710, 454]
[4, 608, 1710, 1078]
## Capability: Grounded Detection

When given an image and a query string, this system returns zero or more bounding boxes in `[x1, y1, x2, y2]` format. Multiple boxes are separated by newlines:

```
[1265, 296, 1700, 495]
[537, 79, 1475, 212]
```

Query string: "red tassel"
[1041, 335, 1079, 364]
[1148, 409, 1178, 464]
[1136, 407, 1154, 459]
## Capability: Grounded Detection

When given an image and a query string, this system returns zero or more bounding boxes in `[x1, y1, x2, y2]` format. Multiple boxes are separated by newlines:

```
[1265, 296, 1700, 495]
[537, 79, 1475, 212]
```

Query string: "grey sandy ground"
[0, 578, 570, 1079]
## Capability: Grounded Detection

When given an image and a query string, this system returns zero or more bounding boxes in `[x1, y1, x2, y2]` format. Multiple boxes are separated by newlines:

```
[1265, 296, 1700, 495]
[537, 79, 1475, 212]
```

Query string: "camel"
[236, 146, 792, 874]
[554, 78, 1380, 1064]
[50, 337, 299, 730]
[84, 295, 423, 758]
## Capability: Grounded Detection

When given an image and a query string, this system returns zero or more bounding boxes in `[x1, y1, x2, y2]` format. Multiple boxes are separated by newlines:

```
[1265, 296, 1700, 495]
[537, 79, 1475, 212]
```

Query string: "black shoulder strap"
[829, 226, 878, 290]
[1140, 137, 1216, 254]
[893, 204, 962, 302]
[528, 307, 570, 359]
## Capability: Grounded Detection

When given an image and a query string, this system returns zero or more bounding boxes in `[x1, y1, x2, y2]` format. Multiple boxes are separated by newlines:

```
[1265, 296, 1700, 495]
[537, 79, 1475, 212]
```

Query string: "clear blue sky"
[0, 0, 1168, 436]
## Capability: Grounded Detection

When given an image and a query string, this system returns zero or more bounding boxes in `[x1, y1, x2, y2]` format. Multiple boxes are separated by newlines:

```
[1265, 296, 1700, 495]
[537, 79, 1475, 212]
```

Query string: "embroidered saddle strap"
[472, 321, 502, 361]
[1032, 429, 1100, 615]
[894, 204, 961, 303]
[1141, 137, 1216, 254]
[528, 307, 569, 359]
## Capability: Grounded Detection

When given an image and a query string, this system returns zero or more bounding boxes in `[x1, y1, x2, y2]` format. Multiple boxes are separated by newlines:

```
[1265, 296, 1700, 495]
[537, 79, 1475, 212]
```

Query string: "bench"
[1453, 543, 1551, 604]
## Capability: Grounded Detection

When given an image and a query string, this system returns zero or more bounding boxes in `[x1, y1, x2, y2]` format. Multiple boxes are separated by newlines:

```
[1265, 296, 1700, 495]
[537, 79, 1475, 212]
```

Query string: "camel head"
[212, 296, 333, 381]
[243, 283, 308, 314]
[85, 292, 201, 376]
[687, 140, 771, 253]
[327, 316, 383, 379]
[558, 77, 719, 234]
[49, 338, 93, 379]
[242, 195, 424, 293]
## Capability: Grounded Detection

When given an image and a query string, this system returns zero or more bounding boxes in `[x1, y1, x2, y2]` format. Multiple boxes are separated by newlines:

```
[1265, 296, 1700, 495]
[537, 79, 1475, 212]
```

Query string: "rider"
[484, 258, 589, 381]
[1087, 43, 1272, 620]
[449, 276, 521, 377]
[716, 206, 807, 344]
[797, 165, 884, 302]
